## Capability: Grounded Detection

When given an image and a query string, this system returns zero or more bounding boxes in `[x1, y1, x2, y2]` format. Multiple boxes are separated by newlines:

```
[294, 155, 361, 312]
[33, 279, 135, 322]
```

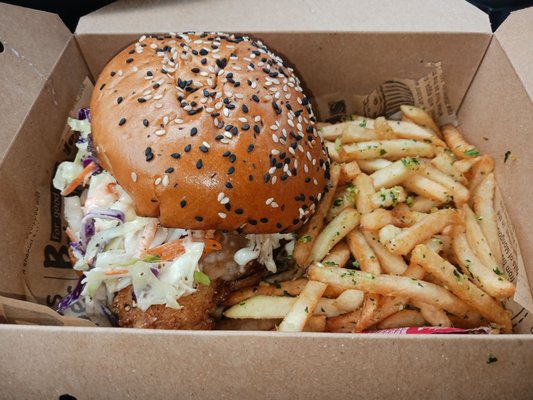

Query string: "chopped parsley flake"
[193, 271, 211, 286]
[464, 148, 480, 157]
[298, 235, 312, 243]
[487, 354, 498, 364]
[359, 119, 367, 128]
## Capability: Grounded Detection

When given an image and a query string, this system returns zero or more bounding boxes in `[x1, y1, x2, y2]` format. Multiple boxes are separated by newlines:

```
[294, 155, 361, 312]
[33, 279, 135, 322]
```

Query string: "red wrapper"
[368, 326, 493, 334]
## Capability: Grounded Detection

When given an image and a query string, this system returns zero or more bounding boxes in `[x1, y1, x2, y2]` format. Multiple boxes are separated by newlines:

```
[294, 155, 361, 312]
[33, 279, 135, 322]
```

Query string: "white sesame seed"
[132, 66, 138, 72]
[254, 116, 261, 122]
[238, 117, 247, 123]
[184, 105, 192, 111]
[150, 43, 157, 49]
[304, 164, 309, 173]
[270, 125, 278, 130]
[143, 90, 152, 96]
[271, 176, 278, 184]
[205, 107, 214, 113]
[224, 131, 232, 139]
[271, 202, 279, 208]
[288, 147, 295, 155]
[235, 93, 245, 99]
[175, 118, 184, 124]
[163, 116, 169, 125]
[313, 178, 318, 185]
[283, 164, 289, 172]
[131, 172, 137, 182]
[155, 129, 166, 136]
[218, 212, 227, 219]
[118, 69, 123, 76]
[266, 198, 274, 205]
[223, 108, 229, 117]
[251, 81, 257, 89]
[215, 102, 223, 110]
[139, 35, 146, 42]
[221, 138, 230, 144]
[154, 103, 163, 109]
[271, 149, 280, 155]
[202, 141, 210, 148]
[298, 144, 304, 153]
[272, 134, 279, 143]
[217, 192, 225, 202]
[162, 175, 170, 187]
[220, 197, 230, 205]
[207, 79, 214, 86]
[288, 119, 295, 128]
[269, 167, 276, 175]
[200, 98, 208, 104]
[155, 177, 162, 185]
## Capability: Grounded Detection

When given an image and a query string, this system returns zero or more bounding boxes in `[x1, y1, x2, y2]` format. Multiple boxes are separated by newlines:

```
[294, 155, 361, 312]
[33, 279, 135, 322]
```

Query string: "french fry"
[388, 119, 445, 146]
[410, 245, 512, 333]
[355, 293, 380, 332]
[442, 125, 480, 160]
[326, 310, 362, 333]
[223, 279, 308, 306]
[452, 227, 514, 299]
[339, 161, 361, 184]
[430, 150, 467, 183]
[294, 164, 340, 269]
[319, 122, 348, 140]
[278, 280, 327, 332]
[342, 139, 435, 161]
[370, 157, 421, 189]
[363, 231, 408, 274]
[403, 175, 452, 203]
[422, 235, 450, 254]
[354, 173, 375, 214]
[341, 124, 383, 143]
[380, 208, 463, 255]
[315, 122, 332, 130]
[409, 196, 442, 212]
[224, 294, 346, 320]
[303, 315, 327, 332]
[400, 105, 441, 136]
[467, 155, 494, 191]
[307, 264, 474, 318]
[377, 309, 426, 329]
[360, 208, 395, 231]
[333, 289, 365, 312]
[324, 140, 345, 162]
[321, 241, 351, 268]
[453, 157, 480, 174]
[410, 299, 452, 327]
[420, 164, 470, 205]
[473, 173, 502, 264]
[370, 186, 407, 209]
[373, 116, 396, 139]
[463, 204, 499, 271]
[309, 208, 360, 263]
[326, 184, 357, 221]
[346, 229, 381, 274]
[357, 159, 392, 173]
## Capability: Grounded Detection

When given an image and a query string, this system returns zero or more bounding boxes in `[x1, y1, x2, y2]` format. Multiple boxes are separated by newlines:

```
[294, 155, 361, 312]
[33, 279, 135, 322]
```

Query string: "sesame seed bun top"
[90, 32, 330, 233]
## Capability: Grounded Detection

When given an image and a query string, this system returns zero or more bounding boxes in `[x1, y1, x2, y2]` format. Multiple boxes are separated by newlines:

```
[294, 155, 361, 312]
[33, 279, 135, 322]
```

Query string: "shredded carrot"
[203, 239, 222, 255]
[65, 227, 77, 243]
[107, 182, 120, 200]
[135, 220, 158, 259]
[104, 269, 129, 276]
[146, 238, 222, 261]
[147, 240, 186, 261]
[61, 162, 97, 196]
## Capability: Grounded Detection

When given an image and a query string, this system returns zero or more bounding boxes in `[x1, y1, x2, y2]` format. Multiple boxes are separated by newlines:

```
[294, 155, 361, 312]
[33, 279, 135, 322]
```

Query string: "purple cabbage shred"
[56, 275, 85, 313]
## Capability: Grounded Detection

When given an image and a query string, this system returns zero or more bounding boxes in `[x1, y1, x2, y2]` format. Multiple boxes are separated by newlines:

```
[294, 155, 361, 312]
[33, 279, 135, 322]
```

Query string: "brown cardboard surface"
[495, 7, 533, 103]
[0, 38, 89, 298]
[1, 326, 532, 399]
[76, 0, 490, 34]
[458, 38, 533, 294]
[0, 3, 71, 164]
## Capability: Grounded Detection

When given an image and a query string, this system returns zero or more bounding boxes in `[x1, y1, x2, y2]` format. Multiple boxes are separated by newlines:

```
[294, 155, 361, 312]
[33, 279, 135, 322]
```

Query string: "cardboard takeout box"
[1, 0, 533, 398]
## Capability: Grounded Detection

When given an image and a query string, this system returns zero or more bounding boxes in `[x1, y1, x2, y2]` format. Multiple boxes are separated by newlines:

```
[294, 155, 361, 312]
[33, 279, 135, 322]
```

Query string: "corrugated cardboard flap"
[495, 7, 533, 103]
[76, 0, 490, 34]
[0, 3, 71, 164]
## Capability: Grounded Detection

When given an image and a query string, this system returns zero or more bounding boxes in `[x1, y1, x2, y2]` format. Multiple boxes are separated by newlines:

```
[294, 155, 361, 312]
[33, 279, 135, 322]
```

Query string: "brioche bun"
[91, 32, 329, 233]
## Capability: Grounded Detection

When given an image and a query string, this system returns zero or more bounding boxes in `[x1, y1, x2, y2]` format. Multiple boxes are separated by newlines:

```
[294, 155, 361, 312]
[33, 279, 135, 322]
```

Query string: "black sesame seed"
[203, 89, 209, 97]
[126, 58, 133, 63]
[260, 218, 268, 223]
[225, 182, 233, 189]
[225, 124, 233, 131]
[249, 175, 254, 181]
[222, 151, 231, 157]
[191, 67, 200, 73]
[189, 108, 202, 115]
[216, 58, 227, 69]
[232, 127, 238, 135]
[264, 173, 270, 183]
[192, 49, 198, 55]
[262, 67, 270, 74]
[190, 127, 198, 136]
[252, 95, 260, 103]
[201, 58, 207, 64]
[143, 119, 149, 127]
[226, 104, 235, 110]
[171, 153, 180, 159]
[199, 146, 209, 153]
[235, 208, 244, 215]
[196, 159, 203, 169]
[253, 125, 260, 134]
[147, 71, 153, 76]
[293, 218, 300, 225]
[153, 83, 160, 89]
[128, 49, 135, 54]
[269, 71, 278, 78]
[242, 124, 250, 131]
[301, 97, 309, 105]
[281, 175, 288, 181]
[137, 98, 146, 103]
[184, 144, 191, 152]
[180, 200, 187, 208]
[276, 223, 283, 229]
[99, 83, 106, 90]
[227, 166, 235, 175]
[215, 135, 224, 140]
[229, 154, 237, 163]
[224, 203, 231, 211]
[117, 96, 123, 104]
[200, 48, 208, 56]
[110, 71, 116, 77]
[305, 177, 311, 183]
[118, 118, 126, 126]
[195, 216, 203, 222]
[166, 167, 174, 173]
[248, 219, 258, 225]
[247, 144, 254, 153]
[242, 104, 249, 113]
